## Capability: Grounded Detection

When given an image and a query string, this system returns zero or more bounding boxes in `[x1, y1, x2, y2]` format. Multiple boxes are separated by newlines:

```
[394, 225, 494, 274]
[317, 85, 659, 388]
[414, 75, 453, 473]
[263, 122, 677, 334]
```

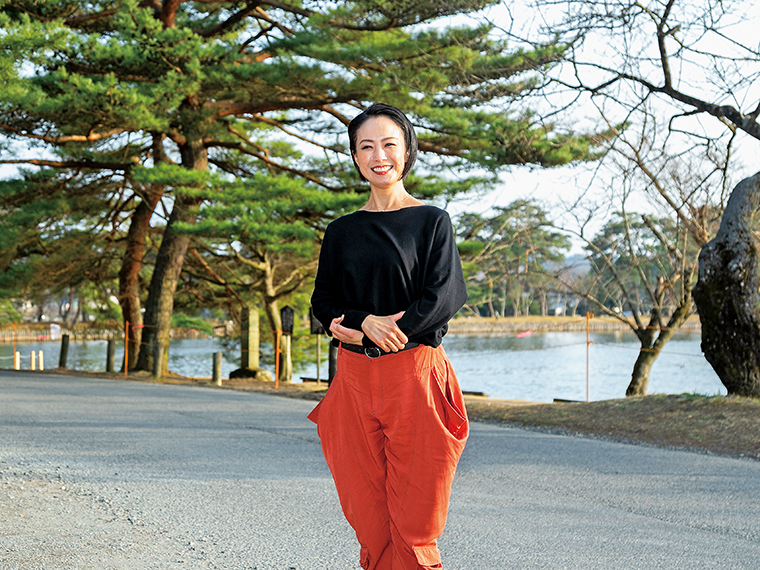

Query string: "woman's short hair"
[347, 103, 418, 182]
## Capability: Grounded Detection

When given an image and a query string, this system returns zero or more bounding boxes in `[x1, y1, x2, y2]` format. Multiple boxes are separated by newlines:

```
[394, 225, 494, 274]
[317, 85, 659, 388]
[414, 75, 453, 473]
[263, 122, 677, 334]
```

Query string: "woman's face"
[352, 116, 407, 190]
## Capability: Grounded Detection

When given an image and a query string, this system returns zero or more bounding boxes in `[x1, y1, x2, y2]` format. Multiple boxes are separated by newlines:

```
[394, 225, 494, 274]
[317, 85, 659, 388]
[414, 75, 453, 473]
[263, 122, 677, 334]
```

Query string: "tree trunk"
[136, 131, 207, 375]
[486, 279, 495, 318]
[627, 347, 657, 396]
[499, 278, 507, 317]
[118, 191, 161, 370]
[693, 171, 760, 397]
[626, 287, 695, 396]
[539, 289, 547, 316]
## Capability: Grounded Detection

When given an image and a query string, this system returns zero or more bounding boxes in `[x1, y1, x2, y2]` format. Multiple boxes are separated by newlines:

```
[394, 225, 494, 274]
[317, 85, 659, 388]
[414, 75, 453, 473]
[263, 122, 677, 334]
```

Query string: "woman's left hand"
[329, 315, 364, 345]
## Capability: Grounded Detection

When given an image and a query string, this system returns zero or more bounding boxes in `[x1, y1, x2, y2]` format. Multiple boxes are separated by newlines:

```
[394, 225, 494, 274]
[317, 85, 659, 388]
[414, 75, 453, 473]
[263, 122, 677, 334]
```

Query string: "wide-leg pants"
[308, 344, 469, 570]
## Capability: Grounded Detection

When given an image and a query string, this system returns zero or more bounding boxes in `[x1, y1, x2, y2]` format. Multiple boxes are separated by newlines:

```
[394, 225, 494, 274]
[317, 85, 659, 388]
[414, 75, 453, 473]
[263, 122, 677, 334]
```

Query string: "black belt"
[340, 342, 419, 359]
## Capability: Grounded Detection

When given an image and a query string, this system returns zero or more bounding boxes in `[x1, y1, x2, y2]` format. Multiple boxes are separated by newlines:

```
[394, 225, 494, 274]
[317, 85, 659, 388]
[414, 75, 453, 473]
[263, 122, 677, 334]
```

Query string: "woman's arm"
[396, 213, 467, 342]
[310, 225, 371, 337]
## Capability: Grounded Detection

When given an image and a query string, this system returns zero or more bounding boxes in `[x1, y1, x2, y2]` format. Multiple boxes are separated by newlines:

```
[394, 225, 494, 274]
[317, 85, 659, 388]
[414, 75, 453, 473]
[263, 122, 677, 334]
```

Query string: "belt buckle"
[364, 347, 382, 359]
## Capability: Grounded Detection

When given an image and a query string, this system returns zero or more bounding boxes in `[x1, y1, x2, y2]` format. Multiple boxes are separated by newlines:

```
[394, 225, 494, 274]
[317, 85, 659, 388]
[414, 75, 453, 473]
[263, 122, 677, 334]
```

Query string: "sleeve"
[310, 225, 370, 336]
[396, 212, 468, 342]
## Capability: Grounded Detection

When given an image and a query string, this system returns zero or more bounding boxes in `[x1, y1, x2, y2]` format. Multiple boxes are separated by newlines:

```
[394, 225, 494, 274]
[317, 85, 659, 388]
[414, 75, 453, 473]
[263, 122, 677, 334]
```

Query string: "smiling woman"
[348, 105, 422, 213]
[309, 103, 470, 570]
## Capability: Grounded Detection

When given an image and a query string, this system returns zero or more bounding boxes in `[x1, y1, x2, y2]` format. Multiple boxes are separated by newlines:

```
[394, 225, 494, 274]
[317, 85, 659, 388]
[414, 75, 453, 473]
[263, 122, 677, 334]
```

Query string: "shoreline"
[0, 315, 702, 345]
[447, 315, 702, 335]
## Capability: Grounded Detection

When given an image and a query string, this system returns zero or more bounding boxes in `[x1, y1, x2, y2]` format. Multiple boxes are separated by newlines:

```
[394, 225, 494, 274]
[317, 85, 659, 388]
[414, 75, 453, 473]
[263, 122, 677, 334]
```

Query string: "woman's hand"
[330, 315, 364, 345]
[361, 311, 408, 352]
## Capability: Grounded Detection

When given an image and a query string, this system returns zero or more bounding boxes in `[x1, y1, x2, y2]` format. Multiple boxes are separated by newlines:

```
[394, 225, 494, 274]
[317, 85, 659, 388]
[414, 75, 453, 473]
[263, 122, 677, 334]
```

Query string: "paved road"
[1, 370, 760, 569]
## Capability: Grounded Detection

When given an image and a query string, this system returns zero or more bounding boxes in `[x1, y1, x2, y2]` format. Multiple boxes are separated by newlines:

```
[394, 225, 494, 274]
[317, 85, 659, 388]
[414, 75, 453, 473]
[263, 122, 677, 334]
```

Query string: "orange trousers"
[308, 344, 468, 570]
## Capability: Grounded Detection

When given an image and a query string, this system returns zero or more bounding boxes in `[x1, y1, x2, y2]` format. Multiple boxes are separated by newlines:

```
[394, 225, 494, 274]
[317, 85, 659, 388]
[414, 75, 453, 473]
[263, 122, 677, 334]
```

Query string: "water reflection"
[442, 331, 725, 402]
[1, 331, 725, 403]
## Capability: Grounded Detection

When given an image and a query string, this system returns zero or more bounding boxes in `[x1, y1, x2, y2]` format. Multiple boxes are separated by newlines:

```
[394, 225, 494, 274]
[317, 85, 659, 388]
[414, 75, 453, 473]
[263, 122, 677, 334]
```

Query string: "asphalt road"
[1, 370, 759, 569]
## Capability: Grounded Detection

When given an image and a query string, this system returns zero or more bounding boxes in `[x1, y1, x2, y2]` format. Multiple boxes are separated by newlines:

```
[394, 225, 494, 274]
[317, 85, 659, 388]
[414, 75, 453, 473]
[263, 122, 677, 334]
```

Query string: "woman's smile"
[352, 116, 407, 190]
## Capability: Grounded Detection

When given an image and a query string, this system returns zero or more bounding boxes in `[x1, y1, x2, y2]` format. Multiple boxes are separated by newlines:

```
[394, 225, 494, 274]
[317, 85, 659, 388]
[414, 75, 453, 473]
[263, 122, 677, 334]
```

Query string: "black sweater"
[311, 205, 467, 348]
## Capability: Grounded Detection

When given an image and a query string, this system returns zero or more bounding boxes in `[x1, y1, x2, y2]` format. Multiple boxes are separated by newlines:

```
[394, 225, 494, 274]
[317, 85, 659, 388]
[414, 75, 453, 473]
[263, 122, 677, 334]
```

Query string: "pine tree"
[1, 1, 598, 375]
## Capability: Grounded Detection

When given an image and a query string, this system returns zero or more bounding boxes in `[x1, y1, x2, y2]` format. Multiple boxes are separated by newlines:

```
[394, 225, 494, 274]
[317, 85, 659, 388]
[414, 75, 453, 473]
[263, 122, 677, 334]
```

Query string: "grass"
[35, 367, 760, 461]
[464, 393, 760, 460]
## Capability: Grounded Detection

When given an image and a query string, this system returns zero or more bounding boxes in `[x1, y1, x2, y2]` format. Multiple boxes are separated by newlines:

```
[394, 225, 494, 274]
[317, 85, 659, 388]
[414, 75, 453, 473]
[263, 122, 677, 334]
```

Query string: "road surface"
[1, 370, 759, 569]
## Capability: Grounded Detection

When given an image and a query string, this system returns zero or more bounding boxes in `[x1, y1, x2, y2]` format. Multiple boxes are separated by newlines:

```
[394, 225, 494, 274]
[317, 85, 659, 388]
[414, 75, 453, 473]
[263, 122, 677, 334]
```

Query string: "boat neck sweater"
[311, 205, 467, 348]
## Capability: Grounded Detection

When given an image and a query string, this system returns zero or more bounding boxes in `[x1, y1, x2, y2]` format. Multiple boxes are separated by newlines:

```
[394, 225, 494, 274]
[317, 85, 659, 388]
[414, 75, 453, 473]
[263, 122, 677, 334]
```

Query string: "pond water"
[1, 330, 725, 403]
[442, 331, 725, 402]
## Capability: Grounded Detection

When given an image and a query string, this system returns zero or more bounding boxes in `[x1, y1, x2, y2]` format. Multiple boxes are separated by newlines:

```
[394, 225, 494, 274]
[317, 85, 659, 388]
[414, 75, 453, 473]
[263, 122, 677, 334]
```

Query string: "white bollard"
[14, 351, 20, 370]
[38, 351, 44, 371]
[212, 352, 222, 386]
[30, 351, 36, 371]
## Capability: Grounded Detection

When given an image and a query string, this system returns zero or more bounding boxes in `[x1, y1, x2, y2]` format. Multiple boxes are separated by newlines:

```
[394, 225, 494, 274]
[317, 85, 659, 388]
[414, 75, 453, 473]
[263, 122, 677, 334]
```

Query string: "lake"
[0, 330, 725, 403]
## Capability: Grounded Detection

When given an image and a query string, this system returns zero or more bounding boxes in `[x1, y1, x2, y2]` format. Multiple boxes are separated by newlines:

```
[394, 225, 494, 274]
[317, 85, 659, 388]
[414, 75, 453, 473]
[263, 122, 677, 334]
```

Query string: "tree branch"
[161, 0, 182, 28]
[0, 159, 133, 171]
[207, 127, 336, 189]
[0, 124, 126, 144]
[188, 248, 245, 304]
[196, 1, 264, 38]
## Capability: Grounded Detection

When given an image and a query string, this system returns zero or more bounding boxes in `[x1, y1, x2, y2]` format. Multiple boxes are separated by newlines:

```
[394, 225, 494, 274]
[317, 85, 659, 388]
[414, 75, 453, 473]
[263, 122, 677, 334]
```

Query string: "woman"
[308, 103, 469, 570]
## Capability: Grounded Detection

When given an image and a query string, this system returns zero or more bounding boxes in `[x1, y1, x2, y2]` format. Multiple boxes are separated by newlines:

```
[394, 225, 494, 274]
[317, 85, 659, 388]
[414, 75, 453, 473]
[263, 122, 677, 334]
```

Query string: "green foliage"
[171, 312, 215, 336]
[0, 168, 123, 302]
[0, 299, 21, 325]
[457, 199, 571, 316]
[0, 0, 602, 342]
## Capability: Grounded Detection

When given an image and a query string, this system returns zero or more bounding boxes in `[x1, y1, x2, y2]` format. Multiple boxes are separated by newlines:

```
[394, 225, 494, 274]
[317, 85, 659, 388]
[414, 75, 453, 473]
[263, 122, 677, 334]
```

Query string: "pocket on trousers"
[430, 366, 468, 441]
[306, 399, 322, 424]
[360, 545, 370, 569]
[412, 544, 443, 568]
[307, 375, 337, 425]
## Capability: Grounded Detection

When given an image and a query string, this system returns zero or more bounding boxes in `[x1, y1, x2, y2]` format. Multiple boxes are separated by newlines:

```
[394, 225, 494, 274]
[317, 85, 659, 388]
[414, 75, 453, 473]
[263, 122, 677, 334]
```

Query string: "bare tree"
[556, 98, 731, 395]
[511, 0, 760, 395]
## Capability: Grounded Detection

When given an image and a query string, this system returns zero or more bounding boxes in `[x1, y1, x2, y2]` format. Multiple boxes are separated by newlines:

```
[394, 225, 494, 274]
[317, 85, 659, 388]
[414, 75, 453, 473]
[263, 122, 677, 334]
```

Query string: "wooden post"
[213, 352, 222, 386]
[586, 312, 592, 403]
[240, 307, 260, 370]
[316, 334, 321, 384]
[106, 339, 115, 373]
[309, 308, 326, 385]
[275, 329, 282, 389]
[59, 334, 70, 368]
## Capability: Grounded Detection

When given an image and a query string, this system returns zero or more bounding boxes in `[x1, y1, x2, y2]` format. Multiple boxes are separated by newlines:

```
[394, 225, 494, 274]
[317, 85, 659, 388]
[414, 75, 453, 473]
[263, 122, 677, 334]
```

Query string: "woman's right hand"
[330, 315, 365, 345]
[361, 312, 408, 352]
